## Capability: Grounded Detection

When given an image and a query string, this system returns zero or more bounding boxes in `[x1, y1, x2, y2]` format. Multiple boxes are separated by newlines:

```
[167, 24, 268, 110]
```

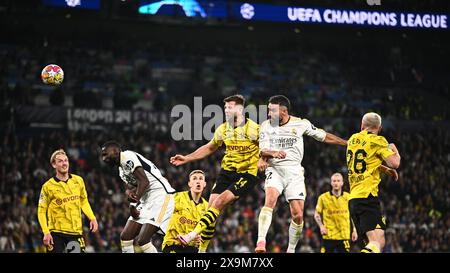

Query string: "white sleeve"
[303, 119, 326, 142]
[259, 123, 270, 151]
[121, 151, 142, 173]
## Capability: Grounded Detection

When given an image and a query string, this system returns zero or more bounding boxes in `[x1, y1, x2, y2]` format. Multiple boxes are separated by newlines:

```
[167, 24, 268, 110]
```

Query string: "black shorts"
[162, 244, 198, 253]
[349, 195, 387, 245]
[211, 169, 259, 197]
[47, 232, 86, 253]
[320, 239, 350, 253]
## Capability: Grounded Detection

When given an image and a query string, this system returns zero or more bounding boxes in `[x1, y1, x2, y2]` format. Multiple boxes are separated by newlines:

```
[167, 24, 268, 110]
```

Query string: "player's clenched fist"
[170, 154, 188, 166]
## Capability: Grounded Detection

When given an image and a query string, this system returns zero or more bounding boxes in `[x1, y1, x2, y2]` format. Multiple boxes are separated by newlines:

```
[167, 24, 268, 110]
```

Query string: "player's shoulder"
[214, 122, 227, 133]
[318, 191, 329, 199]
[70, 173, 85, 183]
[260, 119, 270, 127]
[342, 191, 350, 198]
[246, 118, 260, 129]
[368, 134, 389, 147]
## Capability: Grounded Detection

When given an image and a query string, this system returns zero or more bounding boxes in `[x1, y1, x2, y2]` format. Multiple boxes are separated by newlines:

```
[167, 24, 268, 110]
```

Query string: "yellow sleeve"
[79, 177, 96, 220]
[173, 192, 182, 211]
[252, 122, 260, 144]
[374, 136, 395, 160]
[316, 194, 323, 214]
[37, 185, 50, 235]
[209, 124, 224, 147]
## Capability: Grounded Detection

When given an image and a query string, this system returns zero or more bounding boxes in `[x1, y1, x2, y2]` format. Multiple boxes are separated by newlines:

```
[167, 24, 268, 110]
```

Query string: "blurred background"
[0, 0, 448, 252]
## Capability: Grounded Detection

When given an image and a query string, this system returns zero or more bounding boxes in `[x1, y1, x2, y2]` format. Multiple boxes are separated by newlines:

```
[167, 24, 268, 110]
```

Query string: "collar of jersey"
[188, 190, 204, 205]
[226, 118, 247, 129]
[53, 174, 73, 183]
[329, 190, 343, 198]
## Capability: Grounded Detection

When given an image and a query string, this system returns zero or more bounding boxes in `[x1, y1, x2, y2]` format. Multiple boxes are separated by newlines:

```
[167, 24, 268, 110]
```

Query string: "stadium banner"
[138, 0, 448, 30]
[66, 108, 171, 132]
[42, 0, 101, 10]
[232, 2, 448, 29]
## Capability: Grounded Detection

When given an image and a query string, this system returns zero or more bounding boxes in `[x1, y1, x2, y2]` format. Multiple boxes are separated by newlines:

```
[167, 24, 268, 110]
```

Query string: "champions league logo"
[240, 3, 255, 20]
[65, 0, 81, 8]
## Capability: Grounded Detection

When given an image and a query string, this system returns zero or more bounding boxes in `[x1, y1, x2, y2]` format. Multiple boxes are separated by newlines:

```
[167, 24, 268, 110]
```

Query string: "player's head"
[101, 141, 122, 167]
[188, 170, 206, 195]
[223, 94, 245, 122]
[50, 149, 69, 175]
[361, 112, 382, 134]
[268, 95, 290, 124]
[330, 173, 344, 191]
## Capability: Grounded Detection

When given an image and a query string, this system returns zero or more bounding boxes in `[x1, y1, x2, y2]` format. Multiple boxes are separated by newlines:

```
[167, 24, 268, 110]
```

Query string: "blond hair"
[189, 170, 205, 178]
[362, 112, 382, 130]
[331, 172, 344, 181]
[50, 149, 67, 164]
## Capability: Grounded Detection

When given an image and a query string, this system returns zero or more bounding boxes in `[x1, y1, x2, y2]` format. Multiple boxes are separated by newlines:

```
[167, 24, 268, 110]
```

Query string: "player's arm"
[37, 185, 54, 246]
[131, 167, 150, 201]
[314, 197, 327, 235]
[304, 119, 346, 146]
[323, 132, 347, 146]
[80, 178, 98, 232]
[259, 149, 286, 159]
[37, 186, 50, 236]
[384, 143, 401, 169]
[170, 142, 219, 166]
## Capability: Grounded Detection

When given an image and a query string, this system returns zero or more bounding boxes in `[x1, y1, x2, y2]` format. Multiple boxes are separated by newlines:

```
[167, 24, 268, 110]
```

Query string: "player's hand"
[127, 190, 139, 203]
[192, 234, 202, 246]
[90, 219, 98, 233]
[130, 205, 140, 219]
[272, 150, 286, 159]
[351, 230, 358, 242]
[257, 158, 269, 172]
[43, 233, 54, 247]
[385, 167, 399, 181]
[170, 154, 188, 166]
[320, 226, 328, 235]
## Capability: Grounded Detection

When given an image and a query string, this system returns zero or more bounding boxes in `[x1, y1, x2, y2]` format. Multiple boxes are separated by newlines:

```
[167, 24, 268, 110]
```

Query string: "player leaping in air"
[170, 94, 264, 252]
[255, 95, 348, 253]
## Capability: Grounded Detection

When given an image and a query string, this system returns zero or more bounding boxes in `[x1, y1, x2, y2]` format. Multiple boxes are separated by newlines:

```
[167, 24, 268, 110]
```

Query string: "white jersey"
[259, 116, 326, 168]
[119, 150, 175, 194]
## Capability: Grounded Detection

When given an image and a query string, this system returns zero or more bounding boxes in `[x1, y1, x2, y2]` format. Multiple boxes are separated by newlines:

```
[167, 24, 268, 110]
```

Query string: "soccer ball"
[41, 64, 64, 85]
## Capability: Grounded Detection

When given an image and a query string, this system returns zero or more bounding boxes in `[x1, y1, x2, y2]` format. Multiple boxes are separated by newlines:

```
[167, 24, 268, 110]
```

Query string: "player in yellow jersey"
[37, 149, 98, 253]
[314, 173, 357, 253]
[347, 112, 400, 253]
[162, 170, 209, 253]
[170, 94, 264, 250]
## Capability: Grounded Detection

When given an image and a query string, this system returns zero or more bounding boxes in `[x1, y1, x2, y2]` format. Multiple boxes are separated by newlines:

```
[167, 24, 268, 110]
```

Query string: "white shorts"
[128, 189, 174, 234]
[265, 166, 306, 202]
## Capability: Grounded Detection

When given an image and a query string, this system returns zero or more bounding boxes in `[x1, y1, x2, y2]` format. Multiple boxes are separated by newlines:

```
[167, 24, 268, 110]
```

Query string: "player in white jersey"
[101, 141, 175, 253]
[255, 95, 347, 253]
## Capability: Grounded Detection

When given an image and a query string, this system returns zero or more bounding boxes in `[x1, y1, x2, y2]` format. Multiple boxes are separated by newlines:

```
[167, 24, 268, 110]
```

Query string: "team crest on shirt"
[124, 160, 134, 171]
[291, 128, 297, 135]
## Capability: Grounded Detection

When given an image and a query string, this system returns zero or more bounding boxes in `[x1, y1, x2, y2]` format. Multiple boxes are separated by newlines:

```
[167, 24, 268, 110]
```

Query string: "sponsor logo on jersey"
[179, 216, 198, 226]
[55, 195, 80, 206]
[226, 145, 253, 152]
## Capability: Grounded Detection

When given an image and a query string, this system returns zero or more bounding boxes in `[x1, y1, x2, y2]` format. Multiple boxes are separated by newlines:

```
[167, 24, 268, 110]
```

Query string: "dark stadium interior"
[0, 0, 448, 252]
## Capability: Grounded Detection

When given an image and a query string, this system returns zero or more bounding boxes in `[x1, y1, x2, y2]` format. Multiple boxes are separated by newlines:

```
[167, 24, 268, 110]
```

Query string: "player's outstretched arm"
[323, 132, 347, 146]
[170, 142, 219, 166]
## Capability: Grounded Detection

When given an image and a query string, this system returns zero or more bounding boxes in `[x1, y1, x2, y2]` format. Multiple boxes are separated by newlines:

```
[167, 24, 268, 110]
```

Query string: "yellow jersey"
[316, 191, 351, 240]
[346, 130, 395, 200]
[37, 174, 96, 236]
[210, 118, 260, 176]
[162, 191, 209, 249]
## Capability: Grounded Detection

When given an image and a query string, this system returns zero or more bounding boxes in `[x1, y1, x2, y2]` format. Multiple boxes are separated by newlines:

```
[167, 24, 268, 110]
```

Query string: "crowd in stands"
[0, 13, 448, 253]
